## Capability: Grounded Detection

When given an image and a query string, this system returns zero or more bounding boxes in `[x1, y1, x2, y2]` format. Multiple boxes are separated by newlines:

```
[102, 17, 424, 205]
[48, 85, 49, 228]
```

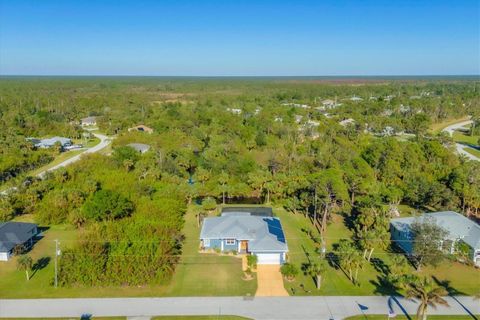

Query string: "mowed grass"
[277, 208, 386, 295]
[452, 131, 479, 146]
[165, 206, 257, 296]
[465, 147, 480, 158]
[275, 208, 480, 296]
[0, 207, 255, 298]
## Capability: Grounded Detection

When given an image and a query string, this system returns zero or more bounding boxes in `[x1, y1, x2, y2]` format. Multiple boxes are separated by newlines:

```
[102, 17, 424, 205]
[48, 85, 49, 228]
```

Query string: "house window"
[203, 239, 210, 247]
[225, 239, 235, 245]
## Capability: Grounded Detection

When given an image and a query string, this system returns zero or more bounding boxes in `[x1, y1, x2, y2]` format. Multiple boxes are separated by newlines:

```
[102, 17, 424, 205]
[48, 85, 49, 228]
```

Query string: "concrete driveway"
[255, 265, 289, 296]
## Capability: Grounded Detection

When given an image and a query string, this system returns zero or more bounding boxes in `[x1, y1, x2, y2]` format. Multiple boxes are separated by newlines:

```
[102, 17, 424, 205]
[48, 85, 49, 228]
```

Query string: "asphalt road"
[442, 119, 480, 161]
[0, 133, 111, 196]
[36, 133, 111, 178]
[0, 296, 478, 319]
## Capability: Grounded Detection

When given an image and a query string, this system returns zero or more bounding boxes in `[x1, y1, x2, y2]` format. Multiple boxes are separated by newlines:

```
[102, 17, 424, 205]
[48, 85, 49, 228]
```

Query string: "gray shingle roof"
[35, 137, 72, 148]
[81, 116, 97, 124]
[0, 222, 38, 252]
[127, 143, 151, 153]
[391, 211, 480, 250]
[200, 215, 288, 252]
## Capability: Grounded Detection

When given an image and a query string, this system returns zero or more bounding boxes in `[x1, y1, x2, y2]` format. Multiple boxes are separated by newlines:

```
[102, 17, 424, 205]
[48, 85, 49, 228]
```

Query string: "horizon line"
[0, 74, 479, 78]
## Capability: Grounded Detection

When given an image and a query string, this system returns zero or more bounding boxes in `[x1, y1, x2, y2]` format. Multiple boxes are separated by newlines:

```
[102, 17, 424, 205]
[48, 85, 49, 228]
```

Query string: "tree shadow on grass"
[370, 275, 401, 296]
[30, 256, 51, 279]
[432, 276, 466, 296]
[370, 257, 402, 296]
[432, 277, 478, 320]
[371, 257, 390, 275]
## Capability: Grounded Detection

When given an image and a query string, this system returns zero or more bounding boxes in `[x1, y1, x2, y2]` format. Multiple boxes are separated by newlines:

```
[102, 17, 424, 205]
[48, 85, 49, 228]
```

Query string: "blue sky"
[0, 0, 479, 76]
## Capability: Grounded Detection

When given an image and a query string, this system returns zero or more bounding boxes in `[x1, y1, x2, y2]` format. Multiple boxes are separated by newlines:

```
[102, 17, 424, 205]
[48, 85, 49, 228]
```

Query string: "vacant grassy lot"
[0, 207, 256, 298]
[275, 208, 480, 296]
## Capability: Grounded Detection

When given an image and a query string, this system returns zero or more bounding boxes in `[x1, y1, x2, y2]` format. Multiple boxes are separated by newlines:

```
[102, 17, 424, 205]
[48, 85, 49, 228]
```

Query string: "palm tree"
[304, 260, 326, 289]
[406, 277, 449, 320]
[17, 255, 33, 281]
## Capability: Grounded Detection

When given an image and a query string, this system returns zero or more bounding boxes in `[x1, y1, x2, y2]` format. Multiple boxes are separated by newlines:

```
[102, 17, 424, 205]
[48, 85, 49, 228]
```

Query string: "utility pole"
[54, 239, 60, 288]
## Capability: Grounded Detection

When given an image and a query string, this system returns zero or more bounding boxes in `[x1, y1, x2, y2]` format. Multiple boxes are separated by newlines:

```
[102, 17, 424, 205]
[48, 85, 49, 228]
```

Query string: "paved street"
[442, 119, 480, 161]
[37, 133, 111, 178]
[0, 296, 478, 319]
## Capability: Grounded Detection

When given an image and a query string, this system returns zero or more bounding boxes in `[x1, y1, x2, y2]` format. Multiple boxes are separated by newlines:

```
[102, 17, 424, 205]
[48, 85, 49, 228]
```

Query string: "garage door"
[256, 253, 281, 265]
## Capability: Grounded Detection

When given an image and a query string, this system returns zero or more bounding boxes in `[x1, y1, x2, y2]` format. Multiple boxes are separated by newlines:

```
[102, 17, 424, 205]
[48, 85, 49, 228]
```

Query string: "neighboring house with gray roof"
[31, 137, 72, 149]
[390, 211, 480, 266]
[200, 211, 288, 265]
[127, 143, 151, 154]
[0, 222, 38, 261]
[80, 116, 97, 126]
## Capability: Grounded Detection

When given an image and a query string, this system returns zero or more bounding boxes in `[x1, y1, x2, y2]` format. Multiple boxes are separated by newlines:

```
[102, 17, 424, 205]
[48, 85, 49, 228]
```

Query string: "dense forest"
[0, 77, 479, 286]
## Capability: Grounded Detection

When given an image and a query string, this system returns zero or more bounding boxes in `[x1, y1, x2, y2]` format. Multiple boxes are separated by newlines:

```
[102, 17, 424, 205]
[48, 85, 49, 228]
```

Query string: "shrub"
[202, 197, 217, 211]
[247, 254, 258, 269]
[81, 189, 134, 221]
[280, 263, 298, 281]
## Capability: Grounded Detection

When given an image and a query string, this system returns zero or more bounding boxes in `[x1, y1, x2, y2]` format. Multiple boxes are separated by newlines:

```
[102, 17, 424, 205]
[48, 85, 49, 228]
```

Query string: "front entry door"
[241, 240, 248, 252]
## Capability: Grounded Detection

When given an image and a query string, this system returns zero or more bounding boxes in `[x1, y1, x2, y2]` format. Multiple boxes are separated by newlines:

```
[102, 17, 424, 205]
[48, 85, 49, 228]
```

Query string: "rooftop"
[391, 211, 480, 250]
[127, 143, 151, 153]
[200, 214, 288, 252]
[0, 222, 38, 252]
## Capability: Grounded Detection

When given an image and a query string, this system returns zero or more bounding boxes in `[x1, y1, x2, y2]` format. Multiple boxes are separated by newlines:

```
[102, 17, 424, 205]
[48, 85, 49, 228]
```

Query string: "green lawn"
[275, 208, 480, 296]
[0, 207, 256, 298]
[345, 315, 478, 320]
[2, 207, 478, 298]
[465, 147, 480, 158]
[164, 206, 257, 296]
[452, 131, 479, 146]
